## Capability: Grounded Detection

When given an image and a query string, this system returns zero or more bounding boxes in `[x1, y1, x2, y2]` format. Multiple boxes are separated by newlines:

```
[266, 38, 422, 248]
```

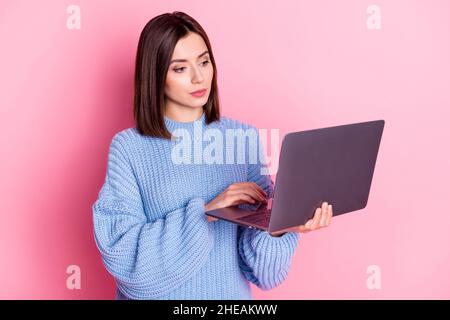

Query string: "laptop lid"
[267, 119, 385, 233]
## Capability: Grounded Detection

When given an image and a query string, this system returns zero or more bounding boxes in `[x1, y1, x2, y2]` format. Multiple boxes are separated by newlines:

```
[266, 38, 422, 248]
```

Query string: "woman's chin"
[187, 100, 207, 109]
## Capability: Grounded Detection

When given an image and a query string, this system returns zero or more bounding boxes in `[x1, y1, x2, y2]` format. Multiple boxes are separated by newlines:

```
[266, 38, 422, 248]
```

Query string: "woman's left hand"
[270, 201, 333, 237]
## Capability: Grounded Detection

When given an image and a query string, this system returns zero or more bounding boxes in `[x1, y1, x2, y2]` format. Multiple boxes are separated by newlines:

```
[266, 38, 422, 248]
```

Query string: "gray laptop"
[205, 119, 385, 234]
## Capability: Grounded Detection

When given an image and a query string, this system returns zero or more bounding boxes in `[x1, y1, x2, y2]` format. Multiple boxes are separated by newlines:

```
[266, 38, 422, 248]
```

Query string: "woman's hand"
[205, 182, 267, 222]
[269, 202, 333, 237]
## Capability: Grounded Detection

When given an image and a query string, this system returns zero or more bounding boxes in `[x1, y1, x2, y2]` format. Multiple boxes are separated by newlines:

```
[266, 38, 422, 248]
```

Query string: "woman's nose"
[191, 67, 204, 83]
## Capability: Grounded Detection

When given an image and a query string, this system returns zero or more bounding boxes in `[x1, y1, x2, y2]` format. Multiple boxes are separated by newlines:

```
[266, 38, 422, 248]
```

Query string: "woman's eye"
[173, 61, 209, 73]
[174, 67, 185, 73]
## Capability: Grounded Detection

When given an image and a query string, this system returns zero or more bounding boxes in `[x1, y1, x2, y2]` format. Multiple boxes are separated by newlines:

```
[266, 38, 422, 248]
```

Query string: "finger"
[207, 216, 218, 222]
[319, 202, 329, 227]
[241, 185, 266, 202]
[246, 183, 267, 201]
[290, 223, 311, 233]
[246, 182, 267, 194]
[326, 204, 332, 226]
[234, 182, 267, 201]
[243, 188, 264, 202]
[305, 219, 313, 230]
[252, 182, 268, 198]
[231, 193, 256, 205]
[226, 188, 260, 202]
[310, 207, 322, 230]
[298, 225, 311, 233]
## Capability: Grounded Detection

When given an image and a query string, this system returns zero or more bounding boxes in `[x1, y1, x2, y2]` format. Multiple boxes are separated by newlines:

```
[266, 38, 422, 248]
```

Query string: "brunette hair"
[133, 11, 221, 139]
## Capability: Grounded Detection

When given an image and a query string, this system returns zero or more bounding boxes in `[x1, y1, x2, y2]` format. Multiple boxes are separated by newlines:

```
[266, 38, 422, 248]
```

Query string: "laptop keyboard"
[236, 209, 271, 227]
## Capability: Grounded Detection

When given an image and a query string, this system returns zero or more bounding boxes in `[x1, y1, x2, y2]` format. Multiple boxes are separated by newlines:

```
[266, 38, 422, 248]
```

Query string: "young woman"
[92, 11, 332, 300]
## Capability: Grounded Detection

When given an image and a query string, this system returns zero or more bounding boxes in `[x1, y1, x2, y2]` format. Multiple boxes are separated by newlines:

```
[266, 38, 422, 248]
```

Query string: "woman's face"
[164, 32, 214, 111]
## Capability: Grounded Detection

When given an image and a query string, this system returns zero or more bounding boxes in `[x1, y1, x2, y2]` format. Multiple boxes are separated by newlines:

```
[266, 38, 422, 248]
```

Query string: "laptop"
[205, 119, 385, 234]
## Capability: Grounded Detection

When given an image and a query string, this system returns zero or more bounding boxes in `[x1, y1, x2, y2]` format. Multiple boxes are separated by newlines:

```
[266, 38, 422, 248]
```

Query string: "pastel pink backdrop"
[0, 0, 449, 299]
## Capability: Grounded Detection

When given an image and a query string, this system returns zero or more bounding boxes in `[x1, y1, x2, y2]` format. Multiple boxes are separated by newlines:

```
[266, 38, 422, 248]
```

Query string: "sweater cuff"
[244, 228, 299, 261]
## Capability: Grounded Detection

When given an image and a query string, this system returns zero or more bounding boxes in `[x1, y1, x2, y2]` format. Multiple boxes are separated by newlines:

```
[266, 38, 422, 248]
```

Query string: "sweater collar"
[164, 110, 206, 133]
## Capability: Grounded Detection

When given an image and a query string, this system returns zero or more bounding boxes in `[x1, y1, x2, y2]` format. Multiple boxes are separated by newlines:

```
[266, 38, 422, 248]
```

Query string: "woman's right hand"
[205, 182, 268, 222]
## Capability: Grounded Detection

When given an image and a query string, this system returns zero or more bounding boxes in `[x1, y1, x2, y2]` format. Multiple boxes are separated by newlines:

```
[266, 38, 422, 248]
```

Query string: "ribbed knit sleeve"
[237, 126, 299, 290]
[92, 134, 215, 299]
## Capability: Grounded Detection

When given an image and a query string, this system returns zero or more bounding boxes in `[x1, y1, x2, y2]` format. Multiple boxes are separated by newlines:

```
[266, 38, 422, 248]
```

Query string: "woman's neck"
[164, 104, 204, 123]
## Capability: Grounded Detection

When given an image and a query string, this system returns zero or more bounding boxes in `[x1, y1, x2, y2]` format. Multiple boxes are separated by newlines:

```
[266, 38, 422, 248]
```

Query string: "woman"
[92, 11, 333, 300]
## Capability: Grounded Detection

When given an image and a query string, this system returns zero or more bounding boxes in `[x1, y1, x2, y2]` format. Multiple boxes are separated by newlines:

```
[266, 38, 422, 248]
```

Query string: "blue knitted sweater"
[92, 111, 299, 300]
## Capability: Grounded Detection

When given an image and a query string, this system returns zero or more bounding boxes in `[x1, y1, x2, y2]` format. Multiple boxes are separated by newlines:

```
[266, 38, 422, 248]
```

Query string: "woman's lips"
[190, 89, 207, 97]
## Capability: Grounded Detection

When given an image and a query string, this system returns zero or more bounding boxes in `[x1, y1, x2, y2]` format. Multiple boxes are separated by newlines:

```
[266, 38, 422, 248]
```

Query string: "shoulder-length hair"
[133, 11, 221, 139]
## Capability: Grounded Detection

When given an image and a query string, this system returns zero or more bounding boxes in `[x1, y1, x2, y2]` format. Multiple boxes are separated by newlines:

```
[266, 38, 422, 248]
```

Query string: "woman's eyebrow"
[170, 50, 209, 64]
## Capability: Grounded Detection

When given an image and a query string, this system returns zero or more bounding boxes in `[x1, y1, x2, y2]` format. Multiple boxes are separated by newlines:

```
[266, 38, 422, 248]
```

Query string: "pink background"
[1, 0, 449, 299]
